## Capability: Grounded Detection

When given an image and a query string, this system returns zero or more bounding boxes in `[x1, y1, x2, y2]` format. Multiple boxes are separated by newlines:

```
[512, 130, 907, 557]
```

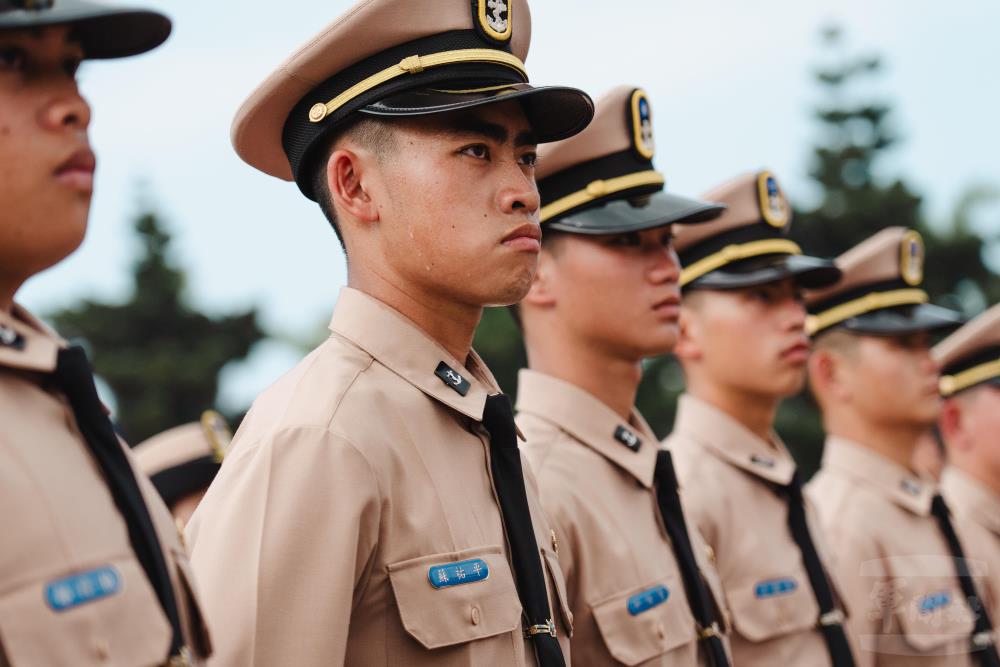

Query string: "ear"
[327, 148, 379, 225]
[522, 249, 558, 309]
[938, 399, 968, 451]
[809, 348, 846, 402]
[673, 306, 702, 361]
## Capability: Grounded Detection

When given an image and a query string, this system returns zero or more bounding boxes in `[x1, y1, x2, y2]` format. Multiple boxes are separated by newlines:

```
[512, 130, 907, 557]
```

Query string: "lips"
[55, 148, 96, 193]
[781, 340, 811, 362]
[501, 223, 542, 252]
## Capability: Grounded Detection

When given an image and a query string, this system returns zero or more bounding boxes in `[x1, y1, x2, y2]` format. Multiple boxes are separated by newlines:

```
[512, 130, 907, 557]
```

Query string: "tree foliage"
[49, 211, 266, 444]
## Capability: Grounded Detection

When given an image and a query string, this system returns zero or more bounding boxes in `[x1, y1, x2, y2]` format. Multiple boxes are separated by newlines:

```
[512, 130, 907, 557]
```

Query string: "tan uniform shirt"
[665, 394, 848, 667]
[517, 371, 731, 667]
[0, 306, 211, 667]
[807, 437, 982, 666]
[941, 467, 1000, 625]
[186, 288, 572, 666]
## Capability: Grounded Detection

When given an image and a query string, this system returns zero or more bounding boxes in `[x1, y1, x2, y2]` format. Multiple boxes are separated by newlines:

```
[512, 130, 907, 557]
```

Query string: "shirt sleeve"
[186, 426, 380, 666]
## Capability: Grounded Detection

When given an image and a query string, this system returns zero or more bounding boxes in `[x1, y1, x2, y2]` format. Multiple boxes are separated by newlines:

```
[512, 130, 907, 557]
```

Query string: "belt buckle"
[818, 609, 845, 627]
[697, 621, 721, 640]
[524, 619, 557, 639]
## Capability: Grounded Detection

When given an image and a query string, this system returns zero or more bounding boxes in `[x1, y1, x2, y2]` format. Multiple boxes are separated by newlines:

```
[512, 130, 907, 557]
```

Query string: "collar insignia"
[614, 425, 642, 452]
[900, 230, 925, 286]
[473, 0, 512, 44]
[0, 324, 25, 351]
[757, 171, 790, 229]
[435, 361, 471, 396]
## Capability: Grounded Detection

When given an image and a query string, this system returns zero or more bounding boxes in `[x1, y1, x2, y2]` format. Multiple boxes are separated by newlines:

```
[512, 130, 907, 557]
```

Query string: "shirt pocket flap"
[388, 545, 522, 650]
[591, 581, 696, 666]
[171, 547, 213, 659]
[541, 548, 573, 637]
[895, 583, 975, 652]
[0, 558, 171, 666]
[728, 574, 819, 642]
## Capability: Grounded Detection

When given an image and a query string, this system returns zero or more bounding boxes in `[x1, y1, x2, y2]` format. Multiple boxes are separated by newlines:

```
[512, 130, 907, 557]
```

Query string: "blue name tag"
[919, 591, 951, 613]
[428, 558, 490, 589]
[45, 566, 121, 612]
[627, 585, 670, 616]
[754, 577, 798, 599]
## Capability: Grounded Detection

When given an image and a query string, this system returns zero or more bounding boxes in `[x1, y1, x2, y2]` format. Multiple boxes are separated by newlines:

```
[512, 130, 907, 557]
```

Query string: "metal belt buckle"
[818, 609, 845, 627]
[972, 630, 996, 649]
[697, 622, 722, 640]
[167, 646, 194, 667]
[524, 619, 557, 638]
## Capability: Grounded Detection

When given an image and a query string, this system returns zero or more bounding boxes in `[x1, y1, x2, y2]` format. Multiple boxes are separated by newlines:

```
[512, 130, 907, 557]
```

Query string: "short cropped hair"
[310, 117, 396, 249]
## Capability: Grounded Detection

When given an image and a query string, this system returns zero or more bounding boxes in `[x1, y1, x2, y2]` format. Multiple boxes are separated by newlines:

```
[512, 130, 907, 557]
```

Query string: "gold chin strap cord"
[939, 357, 1000, 397]
[679, 239, 802, 287]
[540, 170, 665, 223]
[308, 49, 528, 123]
[805, 288, 929, 337]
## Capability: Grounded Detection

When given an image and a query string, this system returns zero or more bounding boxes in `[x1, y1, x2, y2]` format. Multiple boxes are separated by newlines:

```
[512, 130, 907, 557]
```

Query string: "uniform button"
[93, 638, 109, 661]
[656, 623, 666, 640]
[705, 544, 716, 563]
[471, 605, 481, 625]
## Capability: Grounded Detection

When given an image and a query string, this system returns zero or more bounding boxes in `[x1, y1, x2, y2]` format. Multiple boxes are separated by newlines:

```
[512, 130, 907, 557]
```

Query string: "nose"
[40, 81, 91, 133]
[648, 246, 681, 285]
[783, 295, 808, 332]
[497, 163, 540, 216]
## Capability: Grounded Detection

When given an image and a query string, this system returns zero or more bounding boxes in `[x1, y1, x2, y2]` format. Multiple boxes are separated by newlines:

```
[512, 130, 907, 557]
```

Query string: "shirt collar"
[941, 467, 1000, 536]
[672, 393, 796, 485]
[515, 369, 658, 488]
[0, 304, 62, 373]
[329, 287, 505, 425]
[821, 436, 934, 516]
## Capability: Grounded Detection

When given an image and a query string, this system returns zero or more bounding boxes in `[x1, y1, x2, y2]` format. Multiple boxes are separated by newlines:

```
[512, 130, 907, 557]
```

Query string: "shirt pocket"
[387, 545, 522, 650]
[727, 572, 819, 643]
[591, 578, 697, 666]
[0, 557, 171, 666]
[170, 547, 212, 659]
[541, 547, 574, 637]
[894, 581, 975, 653]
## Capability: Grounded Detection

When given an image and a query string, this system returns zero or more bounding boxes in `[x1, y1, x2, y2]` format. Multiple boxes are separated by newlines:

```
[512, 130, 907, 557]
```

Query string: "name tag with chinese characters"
[428, 558, 490, 589]
[627, 585, 670, 616]
[754, 577, 798, 599]
[45, 566, 121, 611]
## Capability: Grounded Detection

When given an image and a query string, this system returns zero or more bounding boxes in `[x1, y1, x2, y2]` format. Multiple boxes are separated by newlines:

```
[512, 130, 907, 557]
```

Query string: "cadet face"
[679, 278, 811, 398]
[368, 101, 541, 307]
[844, 333, 942, 427]
[0, 27, 91, 289]
[542, 227, 682, 356]
[949, 386, 1000, 473]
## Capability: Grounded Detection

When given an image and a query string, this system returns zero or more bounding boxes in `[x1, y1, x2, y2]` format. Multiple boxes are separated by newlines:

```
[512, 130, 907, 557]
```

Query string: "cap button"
[308, 103, 328, 123]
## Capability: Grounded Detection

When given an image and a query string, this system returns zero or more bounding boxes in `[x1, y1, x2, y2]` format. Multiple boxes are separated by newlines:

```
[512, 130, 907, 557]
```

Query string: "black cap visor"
[546, 191, 724, 235]
[686, 253, 842, 291]
[0, 1, 170, 59]
[838, 302, 964, 337]
[359, 83, 594, 144]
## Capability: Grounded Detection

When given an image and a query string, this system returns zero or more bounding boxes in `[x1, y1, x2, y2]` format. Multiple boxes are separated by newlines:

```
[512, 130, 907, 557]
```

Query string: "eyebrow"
[444, 117, 538, 148]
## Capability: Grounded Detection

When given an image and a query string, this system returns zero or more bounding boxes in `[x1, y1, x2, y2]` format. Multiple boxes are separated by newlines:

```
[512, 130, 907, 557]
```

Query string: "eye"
[460, 144, 490, 160]
[63, 56, 82, 77]
[608, 232, 641, 247]
[749, 287, 775, 303]
[518, 151, 538, 167]
[659, 231, 673, 247]
[0, 47, 26, 72]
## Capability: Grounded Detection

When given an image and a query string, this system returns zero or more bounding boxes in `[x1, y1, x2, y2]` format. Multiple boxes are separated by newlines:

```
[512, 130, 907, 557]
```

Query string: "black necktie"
[930, 494, 1000, 667]
[778, 471, 856, 667]
[654, 450, 731, 667]
[52, 346, 184, 659]
[482, 393, 565, 667]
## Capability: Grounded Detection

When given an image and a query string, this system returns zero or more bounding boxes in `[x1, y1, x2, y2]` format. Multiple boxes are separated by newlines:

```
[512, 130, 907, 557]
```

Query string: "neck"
[525, 327, 641, 422]
[826, 413, 924, 471]
[348, 267, 481, 366]
[953, 459, 1000, 499]
[687, 377, 778, 443]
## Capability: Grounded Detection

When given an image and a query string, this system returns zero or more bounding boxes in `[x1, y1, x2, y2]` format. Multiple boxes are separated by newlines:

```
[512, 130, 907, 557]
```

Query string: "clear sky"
[17, 0, 1000, 412]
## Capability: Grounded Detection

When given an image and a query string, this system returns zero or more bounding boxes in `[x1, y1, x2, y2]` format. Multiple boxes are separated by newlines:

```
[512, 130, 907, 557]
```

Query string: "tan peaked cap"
[232, 0, 533, 181]
[673, 170, 793, 253]
[134, 412, 231, 477]
[805, 226, 922, 306]
[536, 84, 638, 180]
[934, 302, 1000, 396]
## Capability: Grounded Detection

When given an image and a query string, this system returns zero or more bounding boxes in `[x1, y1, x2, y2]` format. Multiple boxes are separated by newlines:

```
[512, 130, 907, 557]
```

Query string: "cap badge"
[900, 230, 925, 286]
[614, 425, 642, 451]
[757, 171, 790, 228]
[473, 0, 512, 44]
[435, 361, 471, 396]
[428, 558, 490, 589]
[629, 89, 655, 160]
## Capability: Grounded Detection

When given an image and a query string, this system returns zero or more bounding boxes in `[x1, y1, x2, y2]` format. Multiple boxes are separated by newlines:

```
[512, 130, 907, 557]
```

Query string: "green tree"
[49, 210, 266, 444]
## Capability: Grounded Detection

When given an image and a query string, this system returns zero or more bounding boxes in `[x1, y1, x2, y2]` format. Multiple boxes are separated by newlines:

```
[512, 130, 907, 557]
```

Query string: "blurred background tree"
[49, 211, 267, 444]
[475, 25, 1000, 478]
